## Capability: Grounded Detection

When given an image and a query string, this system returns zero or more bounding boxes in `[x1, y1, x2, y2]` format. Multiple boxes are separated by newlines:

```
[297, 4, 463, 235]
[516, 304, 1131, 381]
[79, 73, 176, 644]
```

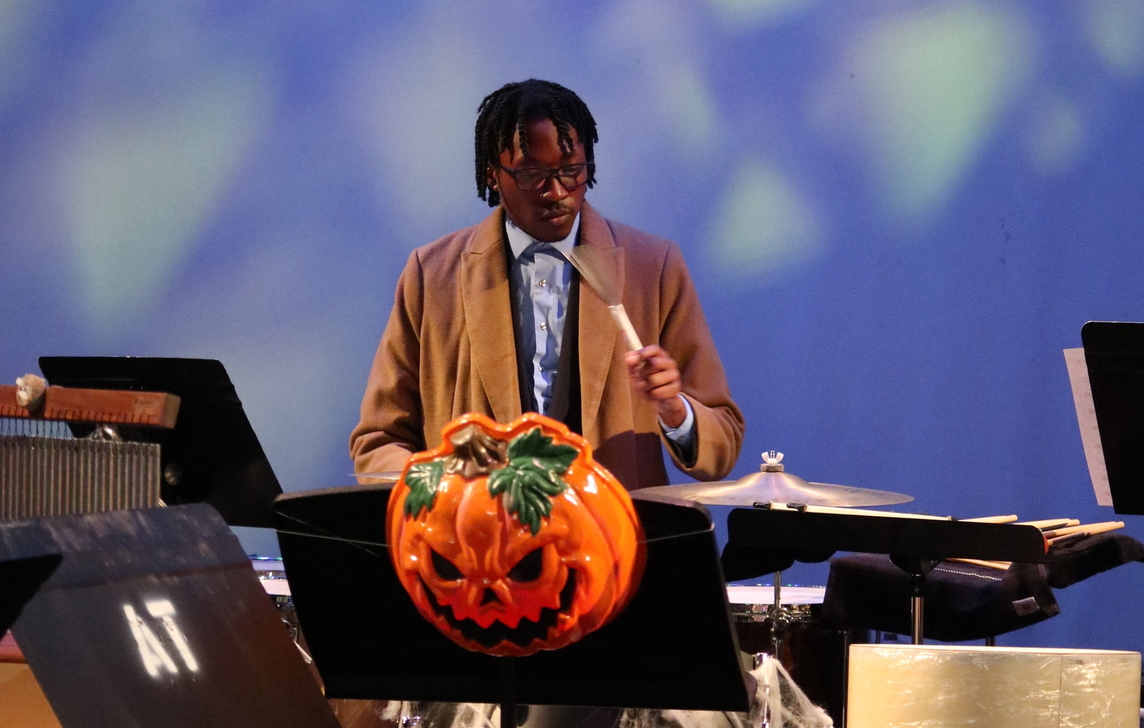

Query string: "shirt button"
[540, 322, 548, 331]
[538, 279, 548, 287]
[539, 366, 545, 373]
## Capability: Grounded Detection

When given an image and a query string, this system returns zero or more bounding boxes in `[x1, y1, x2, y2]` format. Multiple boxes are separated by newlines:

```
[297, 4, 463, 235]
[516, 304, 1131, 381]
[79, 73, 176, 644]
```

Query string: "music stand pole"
[499, 657, 517, 728]
[910, 577, 925, 645]
[888, 555, 938, 644]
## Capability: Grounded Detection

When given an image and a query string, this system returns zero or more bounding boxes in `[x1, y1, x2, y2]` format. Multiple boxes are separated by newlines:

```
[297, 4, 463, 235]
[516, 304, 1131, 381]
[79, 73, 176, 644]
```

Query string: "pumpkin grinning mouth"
[418, 570, 579, 650]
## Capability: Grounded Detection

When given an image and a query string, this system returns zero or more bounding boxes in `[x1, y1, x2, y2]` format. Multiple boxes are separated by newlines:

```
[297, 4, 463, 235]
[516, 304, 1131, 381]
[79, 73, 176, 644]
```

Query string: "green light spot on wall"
[811, 3, 1035, 227]
[658, 62, 718, 158]
[598, 0, 719, 162]
[1085, 0, 1144, 77]
[0, 0, 39, 104]
[60, 69, 269, 340]
[706, 0, 816, 30]
[1025, 92, 1085, 175]
[705, 159, 822, 281]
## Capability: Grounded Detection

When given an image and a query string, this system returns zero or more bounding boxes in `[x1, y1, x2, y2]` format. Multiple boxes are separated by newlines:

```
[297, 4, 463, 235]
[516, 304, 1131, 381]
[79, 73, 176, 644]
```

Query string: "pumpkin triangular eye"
[430, 549, 463, 581]
[507, 548, 544, 583]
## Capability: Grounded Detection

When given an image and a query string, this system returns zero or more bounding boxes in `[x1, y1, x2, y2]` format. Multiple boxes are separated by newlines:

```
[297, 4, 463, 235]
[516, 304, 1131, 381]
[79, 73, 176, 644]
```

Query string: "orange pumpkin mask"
[387, 413, 645, 657]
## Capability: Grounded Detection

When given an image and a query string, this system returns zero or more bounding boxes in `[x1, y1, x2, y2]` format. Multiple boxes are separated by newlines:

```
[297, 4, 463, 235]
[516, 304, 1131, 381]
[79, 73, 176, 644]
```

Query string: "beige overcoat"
[350, 201, 744, 490]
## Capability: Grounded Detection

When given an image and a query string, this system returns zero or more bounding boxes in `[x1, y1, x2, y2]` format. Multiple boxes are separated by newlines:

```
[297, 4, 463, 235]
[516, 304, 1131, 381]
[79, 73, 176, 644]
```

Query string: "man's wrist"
[659, 395, 692, 434]
[657, 395, 687, 429]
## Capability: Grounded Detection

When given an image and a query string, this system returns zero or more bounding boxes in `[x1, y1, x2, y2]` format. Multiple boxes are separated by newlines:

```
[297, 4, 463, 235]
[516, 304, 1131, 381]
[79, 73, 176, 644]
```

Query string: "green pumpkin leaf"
[506, 427, 579, 469]
[403, 460, 445, 518]
[488, 428, 577, 534]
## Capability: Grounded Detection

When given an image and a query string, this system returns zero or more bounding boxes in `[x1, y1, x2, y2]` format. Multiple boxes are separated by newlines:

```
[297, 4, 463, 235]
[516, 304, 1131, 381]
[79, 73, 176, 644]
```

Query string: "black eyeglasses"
[497, 162, 593, 191]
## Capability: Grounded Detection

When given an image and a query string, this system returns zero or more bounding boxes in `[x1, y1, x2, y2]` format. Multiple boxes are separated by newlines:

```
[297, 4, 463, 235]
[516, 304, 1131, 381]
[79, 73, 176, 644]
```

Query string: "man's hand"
[625, 345, 687, 428]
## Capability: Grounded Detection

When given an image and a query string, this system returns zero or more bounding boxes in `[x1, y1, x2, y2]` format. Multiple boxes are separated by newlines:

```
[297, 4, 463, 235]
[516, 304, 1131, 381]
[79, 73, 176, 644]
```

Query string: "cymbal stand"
[770, 571, 794, 662]
[754, 651, 775, 728]
[746, 571, 797, 728]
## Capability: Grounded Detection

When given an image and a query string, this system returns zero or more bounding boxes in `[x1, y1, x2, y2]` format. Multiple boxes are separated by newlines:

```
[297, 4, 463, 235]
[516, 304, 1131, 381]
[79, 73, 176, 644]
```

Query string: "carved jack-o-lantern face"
[386, 413, 645, 656]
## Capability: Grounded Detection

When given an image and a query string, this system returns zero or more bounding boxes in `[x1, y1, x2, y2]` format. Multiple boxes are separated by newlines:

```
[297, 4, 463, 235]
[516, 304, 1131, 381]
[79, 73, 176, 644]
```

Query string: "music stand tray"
[726, 507, 1048, 644]
[38, 356, 282, 527]
[726, 508, 1048, 566]
[273, 484, 751, 713]
[0, 504, 339, 728]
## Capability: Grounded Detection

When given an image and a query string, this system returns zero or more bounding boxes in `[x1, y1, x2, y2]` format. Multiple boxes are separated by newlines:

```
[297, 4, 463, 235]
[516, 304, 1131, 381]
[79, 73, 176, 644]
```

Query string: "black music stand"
[1081, 321, 1144, 515]
[273, 484, 751, 725]
[725, 507, 1047, 643]
[0, 504, 340, 728]
[38, 356, 281, 527]
[0, 553, 61, 637]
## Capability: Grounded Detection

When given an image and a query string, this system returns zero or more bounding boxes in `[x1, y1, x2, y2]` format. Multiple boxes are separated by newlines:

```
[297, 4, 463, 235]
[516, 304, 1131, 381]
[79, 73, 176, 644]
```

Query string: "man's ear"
[486, 166, 498, 191]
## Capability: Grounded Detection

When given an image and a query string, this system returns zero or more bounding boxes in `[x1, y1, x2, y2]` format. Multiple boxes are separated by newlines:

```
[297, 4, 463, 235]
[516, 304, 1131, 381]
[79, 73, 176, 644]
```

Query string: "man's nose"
[541, 174, 570, 199]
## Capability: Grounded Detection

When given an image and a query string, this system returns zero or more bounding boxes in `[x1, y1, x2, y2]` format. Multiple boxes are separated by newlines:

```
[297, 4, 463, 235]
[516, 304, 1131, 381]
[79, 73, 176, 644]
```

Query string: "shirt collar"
[505, 213, 580, 260]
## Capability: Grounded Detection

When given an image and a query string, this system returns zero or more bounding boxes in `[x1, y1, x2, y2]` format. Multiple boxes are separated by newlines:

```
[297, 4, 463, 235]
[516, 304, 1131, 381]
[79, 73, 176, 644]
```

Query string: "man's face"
[487, 118, 588, 242]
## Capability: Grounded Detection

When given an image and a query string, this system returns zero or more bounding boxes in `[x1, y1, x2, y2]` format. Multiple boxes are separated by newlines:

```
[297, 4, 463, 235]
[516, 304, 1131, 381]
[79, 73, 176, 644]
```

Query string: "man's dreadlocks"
[475, 79, 599, 207]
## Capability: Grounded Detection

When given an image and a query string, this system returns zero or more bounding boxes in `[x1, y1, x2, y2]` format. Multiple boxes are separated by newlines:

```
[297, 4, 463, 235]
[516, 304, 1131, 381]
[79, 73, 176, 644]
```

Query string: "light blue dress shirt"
[505, 218, 576, 415]
[504, 216, 695, 452]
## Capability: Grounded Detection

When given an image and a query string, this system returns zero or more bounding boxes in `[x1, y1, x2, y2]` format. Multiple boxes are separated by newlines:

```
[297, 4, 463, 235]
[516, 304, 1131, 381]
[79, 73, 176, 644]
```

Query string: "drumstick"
[960, 515, 1018, 524]
[947, 558, 1011, 571]
[946, 521, 1120, 567]
[1017, 518, 1080, 530]
[1047, 531, 1089, 547]
[766, 503, 951, 520]
[1043, 521, 1124, 540]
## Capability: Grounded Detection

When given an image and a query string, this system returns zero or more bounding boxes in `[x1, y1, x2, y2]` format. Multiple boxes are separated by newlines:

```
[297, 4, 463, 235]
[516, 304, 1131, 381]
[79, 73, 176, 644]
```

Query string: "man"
[351, 79, 743, 490]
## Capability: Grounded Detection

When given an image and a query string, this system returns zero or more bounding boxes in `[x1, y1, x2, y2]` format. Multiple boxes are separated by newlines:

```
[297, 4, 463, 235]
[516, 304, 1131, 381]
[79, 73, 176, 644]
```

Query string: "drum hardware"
[750, 650, 833, 728]
[251, 557, 313, 665]
[755, 651, 775, 728]
[727, 580, 852, 725]
[640, 451, 914, 508]
[733, 573, 816, 679]
[768, 573, 794, 663]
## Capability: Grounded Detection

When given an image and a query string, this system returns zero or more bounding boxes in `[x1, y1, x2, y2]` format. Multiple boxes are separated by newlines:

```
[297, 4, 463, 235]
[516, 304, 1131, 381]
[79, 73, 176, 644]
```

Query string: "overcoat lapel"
[460, 209, 522, 425]
[577, 203, 623, 441]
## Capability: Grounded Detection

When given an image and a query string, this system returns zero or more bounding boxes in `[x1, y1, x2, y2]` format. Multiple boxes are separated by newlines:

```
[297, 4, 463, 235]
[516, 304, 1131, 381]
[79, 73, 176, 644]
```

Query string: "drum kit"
[642, 451, 915, 722]
[641, 449, 912, 652]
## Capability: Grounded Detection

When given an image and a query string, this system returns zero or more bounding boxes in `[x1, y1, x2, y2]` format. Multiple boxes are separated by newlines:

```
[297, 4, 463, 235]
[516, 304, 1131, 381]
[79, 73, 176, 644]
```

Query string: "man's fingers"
[639, 368, 678, 390]
[626, 345, 682, 404]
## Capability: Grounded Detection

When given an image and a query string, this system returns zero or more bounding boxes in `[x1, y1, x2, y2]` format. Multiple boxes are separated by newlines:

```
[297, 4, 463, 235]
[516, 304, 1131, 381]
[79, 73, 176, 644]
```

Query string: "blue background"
[2, 0, 1143, 651]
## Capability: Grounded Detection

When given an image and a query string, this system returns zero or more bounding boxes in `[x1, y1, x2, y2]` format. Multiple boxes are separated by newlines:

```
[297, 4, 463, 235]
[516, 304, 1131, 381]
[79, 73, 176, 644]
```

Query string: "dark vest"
[505, 239, 583, 435]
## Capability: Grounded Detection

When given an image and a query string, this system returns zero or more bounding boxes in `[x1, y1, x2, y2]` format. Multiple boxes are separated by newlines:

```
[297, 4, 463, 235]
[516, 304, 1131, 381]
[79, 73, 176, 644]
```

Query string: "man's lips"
[540, 207, 573, 221]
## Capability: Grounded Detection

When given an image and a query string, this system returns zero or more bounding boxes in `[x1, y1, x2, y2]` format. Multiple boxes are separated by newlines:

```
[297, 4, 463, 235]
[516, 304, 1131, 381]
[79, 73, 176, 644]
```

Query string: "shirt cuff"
[660, 395, 696, 453]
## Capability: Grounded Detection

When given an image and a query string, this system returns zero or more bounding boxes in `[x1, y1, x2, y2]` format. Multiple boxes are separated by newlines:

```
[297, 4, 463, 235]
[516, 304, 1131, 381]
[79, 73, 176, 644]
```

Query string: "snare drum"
[251, 556, 292, 600]
[727, 584, 848, 725]
[249, 558, 395, 728]
[250, 557, 304, 651]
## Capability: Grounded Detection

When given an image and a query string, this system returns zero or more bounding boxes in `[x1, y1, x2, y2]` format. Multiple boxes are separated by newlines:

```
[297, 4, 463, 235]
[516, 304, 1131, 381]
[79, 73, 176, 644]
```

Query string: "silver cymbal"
[640, 451, 913, 508]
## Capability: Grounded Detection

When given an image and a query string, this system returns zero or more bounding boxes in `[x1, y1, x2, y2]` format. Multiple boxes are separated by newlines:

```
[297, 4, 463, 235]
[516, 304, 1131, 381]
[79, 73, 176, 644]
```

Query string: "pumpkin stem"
[445, 425, 508, 478]
[404, 425, 577, 533]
